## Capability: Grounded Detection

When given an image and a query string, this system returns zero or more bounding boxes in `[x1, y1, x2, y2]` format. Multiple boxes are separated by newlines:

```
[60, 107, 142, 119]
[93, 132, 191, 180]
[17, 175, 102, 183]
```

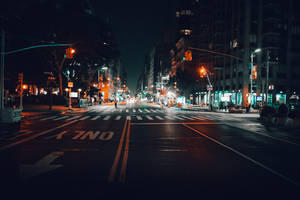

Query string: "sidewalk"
[21, 104, 81, 117]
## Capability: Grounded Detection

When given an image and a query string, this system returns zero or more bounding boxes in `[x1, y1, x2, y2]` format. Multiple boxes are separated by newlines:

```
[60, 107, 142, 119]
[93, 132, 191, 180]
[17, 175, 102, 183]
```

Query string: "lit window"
[176, 11, 180, 17]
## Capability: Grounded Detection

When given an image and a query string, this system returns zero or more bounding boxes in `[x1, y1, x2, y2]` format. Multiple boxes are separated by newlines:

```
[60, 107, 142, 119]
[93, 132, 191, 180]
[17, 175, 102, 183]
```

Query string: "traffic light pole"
[0, 30, 5, 110]
[19, 74, 23, 109]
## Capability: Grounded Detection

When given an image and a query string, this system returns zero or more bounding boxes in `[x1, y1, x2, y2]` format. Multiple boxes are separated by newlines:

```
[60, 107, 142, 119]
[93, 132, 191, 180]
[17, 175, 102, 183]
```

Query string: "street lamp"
[250, 48, 261, 107]
[199, 66, 213, 110]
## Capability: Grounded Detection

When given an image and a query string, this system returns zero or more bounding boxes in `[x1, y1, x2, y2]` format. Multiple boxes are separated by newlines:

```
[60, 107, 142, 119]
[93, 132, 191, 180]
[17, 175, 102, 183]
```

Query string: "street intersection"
[0, 104, 300, 199]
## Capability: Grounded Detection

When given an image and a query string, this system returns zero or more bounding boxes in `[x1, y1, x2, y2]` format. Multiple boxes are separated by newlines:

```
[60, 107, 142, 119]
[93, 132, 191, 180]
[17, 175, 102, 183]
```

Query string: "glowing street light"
[250, 48, 262, 108]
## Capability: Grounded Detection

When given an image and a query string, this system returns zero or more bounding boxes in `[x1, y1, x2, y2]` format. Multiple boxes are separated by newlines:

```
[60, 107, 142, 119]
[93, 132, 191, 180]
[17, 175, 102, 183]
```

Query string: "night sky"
[95, 0, 176, 93]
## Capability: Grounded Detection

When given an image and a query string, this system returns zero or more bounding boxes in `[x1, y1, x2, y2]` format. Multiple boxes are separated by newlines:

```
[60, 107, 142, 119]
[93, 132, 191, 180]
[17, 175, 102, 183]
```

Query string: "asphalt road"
[0, 103, 300, 199]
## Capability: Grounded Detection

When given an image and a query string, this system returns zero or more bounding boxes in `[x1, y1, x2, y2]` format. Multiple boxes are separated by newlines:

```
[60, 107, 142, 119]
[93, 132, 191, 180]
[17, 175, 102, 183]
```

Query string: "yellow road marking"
[119, 120, 131, 183]
[108, 119, 128, 182]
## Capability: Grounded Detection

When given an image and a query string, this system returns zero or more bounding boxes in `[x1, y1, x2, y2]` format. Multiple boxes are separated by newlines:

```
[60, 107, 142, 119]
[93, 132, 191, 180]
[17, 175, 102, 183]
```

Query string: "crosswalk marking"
[180, 115, 194, 120]
[104, 116, 111, 120]
[192, 116, 205, 120]
[126, 116, 131, 120]
[136, 116, 142, 120]
[164, 116, 174, 120]
[145, 115, 153, 120]
[91, 116, 101, 120]
[145, 109, 151, 113]
[118, 109, 123, 113]
[79, 116, 90, 120]
[115, 115, 121, 120]
[138, 109, 143, 113]
[126, 109, 129, 113]
[173, 116, 185, 120]
[66, 116, 81, 121]
[40, 116, 58, 121]
[133, 109, 136, 113]
[53, 116, 69, 121]
[150, 109, 157, 113]
[155, 116, 164, 120]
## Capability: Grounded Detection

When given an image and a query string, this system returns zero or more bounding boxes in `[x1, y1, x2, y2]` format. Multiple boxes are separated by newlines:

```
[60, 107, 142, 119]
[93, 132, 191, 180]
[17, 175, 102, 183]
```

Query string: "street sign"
[68, 82, 73, 88]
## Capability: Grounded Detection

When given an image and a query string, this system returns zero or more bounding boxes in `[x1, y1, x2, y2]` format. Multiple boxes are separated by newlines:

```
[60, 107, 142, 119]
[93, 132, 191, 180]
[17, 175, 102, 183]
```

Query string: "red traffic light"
[65, 48, 76, 59]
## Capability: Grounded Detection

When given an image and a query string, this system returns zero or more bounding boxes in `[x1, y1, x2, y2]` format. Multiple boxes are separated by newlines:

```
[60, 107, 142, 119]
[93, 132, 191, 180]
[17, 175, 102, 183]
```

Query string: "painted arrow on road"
[20, 151, 63, 179]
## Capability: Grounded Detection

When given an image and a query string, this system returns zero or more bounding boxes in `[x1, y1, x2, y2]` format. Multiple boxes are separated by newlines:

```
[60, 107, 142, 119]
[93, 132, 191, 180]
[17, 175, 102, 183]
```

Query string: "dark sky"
[94, 0, 176, 93]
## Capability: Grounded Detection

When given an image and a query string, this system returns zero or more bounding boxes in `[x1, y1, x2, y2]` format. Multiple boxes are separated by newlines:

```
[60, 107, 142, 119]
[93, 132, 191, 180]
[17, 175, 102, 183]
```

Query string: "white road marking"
[145, 115, 153, 120]
[192, 116, 205, 120]
[0, 120, 79, 151]
[164, 116, 174, 120]
[115, 115, 122, 120]
[150, 109, 157, 113]
[80, 131, 101, 140]
[99, 131, 114, 141]
[183, 124, 300, 187]
[91, 116, 101, 120]
[118, 109, 123, 113]
[126, 109, 129, 113]
[145, 109, 151, 113]
[79, 116, 90, 120]
[104, 116, 111, 120]
[72, 131, 85, 140]
[155, 116, 164, 120]
[180, 115, 194, 120]
[126, 116, 131, 120]
[20, 151, 63, 179]
[53, 116, 69, 121]
[40, 116, 58, 121]
[9, 131, 33, 140]
[173, 116, 185, 120]
[136, 116, 143, 120]
[45, 131, 68, 140]
[138, 109, 143, 113]
[133, 109, 136, 113]
[66, 116, 81, 121]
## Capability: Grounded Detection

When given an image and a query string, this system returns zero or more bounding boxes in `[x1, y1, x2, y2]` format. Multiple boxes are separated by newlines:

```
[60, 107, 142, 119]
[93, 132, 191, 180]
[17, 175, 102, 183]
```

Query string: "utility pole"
[266, 49, 270, 105]
[0, 30, 5, 110]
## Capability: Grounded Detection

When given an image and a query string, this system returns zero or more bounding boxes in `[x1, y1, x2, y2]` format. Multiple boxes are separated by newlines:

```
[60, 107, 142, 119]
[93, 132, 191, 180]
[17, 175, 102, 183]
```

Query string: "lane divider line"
[182, 123, 300, 188]
[108, 119, 128, 183]
[0, 120, 79, 151]
[119, 120, 131, 183]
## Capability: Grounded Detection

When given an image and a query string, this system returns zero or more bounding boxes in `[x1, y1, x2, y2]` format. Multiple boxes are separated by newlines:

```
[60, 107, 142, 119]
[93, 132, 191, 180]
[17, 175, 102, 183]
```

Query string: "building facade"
[171, 0, 300, 107]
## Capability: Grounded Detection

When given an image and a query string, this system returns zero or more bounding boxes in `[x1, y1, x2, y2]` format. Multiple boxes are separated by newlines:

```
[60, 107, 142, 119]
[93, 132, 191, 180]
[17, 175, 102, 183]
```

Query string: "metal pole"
[250, 53, 254, 106]
[20, 74, 23, 109]
[266, 49, 270, 105]
[0, 30, 5, 110]
[206, 73, 213, 110]
[68, 87, 72, 110]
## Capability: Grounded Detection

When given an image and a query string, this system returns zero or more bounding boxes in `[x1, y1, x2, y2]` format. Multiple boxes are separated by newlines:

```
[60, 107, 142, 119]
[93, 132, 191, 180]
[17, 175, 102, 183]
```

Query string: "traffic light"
[183, 50, 192, 61]
[18, 73, 23, 82]
[252, 65, 257, 80]
[65, 47, 76, 59]
[199, 66, 206, 78]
